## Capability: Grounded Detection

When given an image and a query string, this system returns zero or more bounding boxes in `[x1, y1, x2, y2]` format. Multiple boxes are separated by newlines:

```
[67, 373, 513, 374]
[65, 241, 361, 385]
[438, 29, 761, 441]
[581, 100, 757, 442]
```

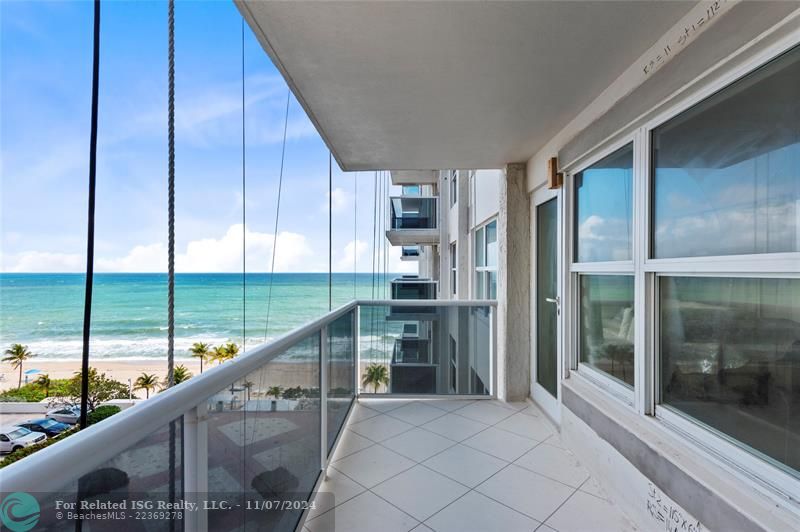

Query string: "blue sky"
[1, 0, 414, 274]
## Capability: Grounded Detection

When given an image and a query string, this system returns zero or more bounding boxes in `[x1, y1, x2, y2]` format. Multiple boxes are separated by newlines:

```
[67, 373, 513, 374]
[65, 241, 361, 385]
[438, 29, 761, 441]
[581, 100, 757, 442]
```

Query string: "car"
[19, 418, 70, 438]
[0, 426, 46, 454]
[46, 406, 81, 425]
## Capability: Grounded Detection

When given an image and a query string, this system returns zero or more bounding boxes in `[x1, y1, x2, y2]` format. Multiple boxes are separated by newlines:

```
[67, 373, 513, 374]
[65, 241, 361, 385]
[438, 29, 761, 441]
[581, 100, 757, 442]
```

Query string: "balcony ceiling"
[238, 1, 696, 171]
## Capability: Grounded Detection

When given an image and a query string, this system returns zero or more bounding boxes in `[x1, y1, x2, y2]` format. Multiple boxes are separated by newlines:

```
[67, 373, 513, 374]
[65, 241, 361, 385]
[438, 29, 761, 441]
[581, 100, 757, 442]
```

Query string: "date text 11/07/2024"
[53, 499, 317, 512]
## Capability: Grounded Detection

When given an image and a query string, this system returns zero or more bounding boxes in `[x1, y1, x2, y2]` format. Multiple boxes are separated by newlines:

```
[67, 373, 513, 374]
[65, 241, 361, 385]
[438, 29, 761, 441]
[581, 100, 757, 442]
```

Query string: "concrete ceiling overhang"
[237, 1, 696, 171]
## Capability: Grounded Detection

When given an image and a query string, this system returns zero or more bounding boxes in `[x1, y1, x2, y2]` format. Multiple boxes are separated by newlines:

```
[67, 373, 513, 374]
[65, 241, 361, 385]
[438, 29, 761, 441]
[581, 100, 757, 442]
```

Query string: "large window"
[652, 46, 800, 259]
[567, 45, 800, 486]
[649, 45, 800, 481]
[475, 220, 497, 299]
[573, 143, 635, 388]
[660, 277, 800, 473]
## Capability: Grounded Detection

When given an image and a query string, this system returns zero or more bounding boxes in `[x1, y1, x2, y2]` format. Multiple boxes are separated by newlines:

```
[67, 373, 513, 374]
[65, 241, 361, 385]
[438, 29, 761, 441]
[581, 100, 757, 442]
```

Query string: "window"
[651, 46, 800, 259]
[450, 170, 457, 207]
[573, 143, 635, 388]
[660, 276, 800, 473]
[450, 243, 457, 296]
[579, 275, 635, 386]
[645, 45, 800, 482]
[474, 219, 497, 299]
[574, 144, 633, 262]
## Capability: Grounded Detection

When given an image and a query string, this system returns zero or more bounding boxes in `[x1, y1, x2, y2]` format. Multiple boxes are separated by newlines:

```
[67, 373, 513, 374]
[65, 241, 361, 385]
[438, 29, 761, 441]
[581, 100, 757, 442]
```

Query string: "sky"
[0, 0, 416, 274]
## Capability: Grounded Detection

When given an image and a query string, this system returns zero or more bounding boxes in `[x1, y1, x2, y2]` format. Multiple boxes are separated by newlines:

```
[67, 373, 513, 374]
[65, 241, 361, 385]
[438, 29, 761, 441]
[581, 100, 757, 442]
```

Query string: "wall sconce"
[547, 157, 563, 189]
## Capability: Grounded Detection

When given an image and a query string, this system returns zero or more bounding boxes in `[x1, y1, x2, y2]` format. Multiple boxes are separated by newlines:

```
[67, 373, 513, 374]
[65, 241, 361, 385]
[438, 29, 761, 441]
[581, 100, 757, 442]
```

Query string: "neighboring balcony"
[400, 245, 421, 261]
[386, 196, 439, 246]
[390, 170, 438, 186]
[389, 277, 438, 318]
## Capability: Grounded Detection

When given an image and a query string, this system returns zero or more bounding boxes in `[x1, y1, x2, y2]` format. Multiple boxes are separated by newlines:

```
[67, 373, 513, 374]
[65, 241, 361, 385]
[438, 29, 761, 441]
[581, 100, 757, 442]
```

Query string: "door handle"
[545, 296, 560, 315]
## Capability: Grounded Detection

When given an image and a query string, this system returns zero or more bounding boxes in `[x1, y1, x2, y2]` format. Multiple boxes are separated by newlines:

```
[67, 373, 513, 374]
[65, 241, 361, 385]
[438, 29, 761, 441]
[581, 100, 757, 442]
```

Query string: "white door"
[531, 186, 562, 422]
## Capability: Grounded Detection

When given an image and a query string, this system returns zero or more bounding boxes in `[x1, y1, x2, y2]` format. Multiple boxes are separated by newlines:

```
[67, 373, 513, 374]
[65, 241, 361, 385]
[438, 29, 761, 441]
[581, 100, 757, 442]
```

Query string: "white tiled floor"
[305, 398, 637, 532]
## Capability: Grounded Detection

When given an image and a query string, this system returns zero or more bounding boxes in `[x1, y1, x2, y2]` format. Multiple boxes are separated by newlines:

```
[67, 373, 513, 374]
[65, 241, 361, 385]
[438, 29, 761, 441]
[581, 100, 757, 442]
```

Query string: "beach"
[1, 359, 392, 397]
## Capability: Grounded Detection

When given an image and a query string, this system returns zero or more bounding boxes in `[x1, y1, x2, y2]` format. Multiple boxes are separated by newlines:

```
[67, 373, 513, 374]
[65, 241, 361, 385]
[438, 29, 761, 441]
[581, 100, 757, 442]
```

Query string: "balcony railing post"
[183, 402, 208, 531]
[355, 305, 361, 396]
[320, 327, 328, 471]
[490, 305, 497, 398]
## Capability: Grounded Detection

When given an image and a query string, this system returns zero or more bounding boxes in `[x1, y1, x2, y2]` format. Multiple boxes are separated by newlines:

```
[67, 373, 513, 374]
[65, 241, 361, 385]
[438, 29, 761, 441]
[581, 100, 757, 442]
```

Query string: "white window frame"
[565, 134, 638, 407]
[561, 32, 800, 507]
[474, 217, 498, 300]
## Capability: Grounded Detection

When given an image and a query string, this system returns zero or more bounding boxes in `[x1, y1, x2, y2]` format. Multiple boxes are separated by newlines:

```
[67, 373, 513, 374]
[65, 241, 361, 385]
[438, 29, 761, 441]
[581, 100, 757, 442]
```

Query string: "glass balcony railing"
[389, 196, 438, 230]
[1, 300, 494, 530]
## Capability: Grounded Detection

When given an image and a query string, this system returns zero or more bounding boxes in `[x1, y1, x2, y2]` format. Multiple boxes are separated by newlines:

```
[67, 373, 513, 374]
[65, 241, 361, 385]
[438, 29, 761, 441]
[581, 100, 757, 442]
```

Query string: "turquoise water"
[0, 273, 395, 360]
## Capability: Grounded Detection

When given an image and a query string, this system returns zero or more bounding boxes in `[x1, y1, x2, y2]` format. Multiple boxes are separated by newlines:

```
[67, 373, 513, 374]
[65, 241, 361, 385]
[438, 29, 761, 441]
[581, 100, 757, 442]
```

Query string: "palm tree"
[361, 363, 389, 393]
[36, 374, 52, 397]
[223, 341, 240, 359]
[210, 342, 240, 365]
[267, 385, 283, 399]
[134, 373, 159, 399]
[243, 380, 254, 402]
[189, 342, 210, 373]
[3, 344, 35, 389]
[173, 365, 192, 385]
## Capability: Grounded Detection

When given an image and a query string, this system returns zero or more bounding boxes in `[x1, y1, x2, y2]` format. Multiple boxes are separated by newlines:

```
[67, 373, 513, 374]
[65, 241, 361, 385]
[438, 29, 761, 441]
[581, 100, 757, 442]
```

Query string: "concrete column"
[497, 163, 530, 401]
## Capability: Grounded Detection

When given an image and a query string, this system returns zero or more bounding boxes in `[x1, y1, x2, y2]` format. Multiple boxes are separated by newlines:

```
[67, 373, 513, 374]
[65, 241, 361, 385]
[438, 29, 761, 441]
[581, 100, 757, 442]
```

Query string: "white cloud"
[324, 187, 350, 214]
[336, 239, 368, 271]
[3, 251, 84, 273]
[4, 224, 315, 273]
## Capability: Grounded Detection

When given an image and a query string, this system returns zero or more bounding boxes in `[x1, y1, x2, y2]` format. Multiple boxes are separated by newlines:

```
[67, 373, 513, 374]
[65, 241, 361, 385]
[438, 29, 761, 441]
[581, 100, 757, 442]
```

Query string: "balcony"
[385, 196, 439, 246]
[1, 300, 497, 531]
[400, 246, 421, 261]
[311, 398, 636, 532]
[390, 170, 438, 186]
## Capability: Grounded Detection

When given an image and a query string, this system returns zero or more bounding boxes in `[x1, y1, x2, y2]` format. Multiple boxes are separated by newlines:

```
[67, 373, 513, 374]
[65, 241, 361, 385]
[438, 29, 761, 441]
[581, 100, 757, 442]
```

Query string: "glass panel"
[391, 197, 437, 229]
[574, 144, 633, 262]
[579, 275, 635, 387]
[32, 418, 184, 531]
[327, 311, 355, 455]
[660, 277, 800, 474]
[536, 199, 558, 397]
[206, 333, 321, 531]
[476, 272, 486, 300]
[475, 227, 486, 268]
[489, 271, 497, 300]
[486, 221, 498, 268]
[652, 46, 800, 258]
[359, 304, 492, 395]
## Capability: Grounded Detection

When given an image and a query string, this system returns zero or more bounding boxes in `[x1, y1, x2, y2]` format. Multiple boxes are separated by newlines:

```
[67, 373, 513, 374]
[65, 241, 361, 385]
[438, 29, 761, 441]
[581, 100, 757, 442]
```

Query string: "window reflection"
[579, 275, 635, 386]
[574, 144, 633, 262]
[652, 46, 800, 258]
[660, 277, 800, 474]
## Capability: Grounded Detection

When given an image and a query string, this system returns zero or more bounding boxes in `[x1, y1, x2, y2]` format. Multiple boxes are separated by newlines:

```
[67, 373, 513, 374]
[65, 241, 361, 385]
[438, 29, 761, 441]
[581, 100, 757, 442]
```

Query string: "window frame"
[561, 37, 800, 504]
[566, 134, 638, 406]
[474, 217, 498, 299]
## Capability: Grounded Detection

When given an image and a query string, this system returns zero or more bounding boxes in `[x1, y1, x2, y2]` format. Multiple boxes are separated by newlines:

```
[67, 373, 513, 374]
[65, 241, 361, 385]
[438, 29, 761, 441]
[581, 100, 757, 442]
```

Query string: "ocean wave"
[18, 335, 272, 360]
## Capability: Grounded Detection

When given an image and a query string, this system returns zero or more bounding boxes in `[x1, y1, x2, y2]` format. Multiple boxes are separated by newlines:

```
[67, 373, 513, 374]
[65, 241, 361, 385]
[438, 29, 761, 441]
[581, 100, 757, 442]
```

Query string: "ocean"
[0, 273, 396, 361]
